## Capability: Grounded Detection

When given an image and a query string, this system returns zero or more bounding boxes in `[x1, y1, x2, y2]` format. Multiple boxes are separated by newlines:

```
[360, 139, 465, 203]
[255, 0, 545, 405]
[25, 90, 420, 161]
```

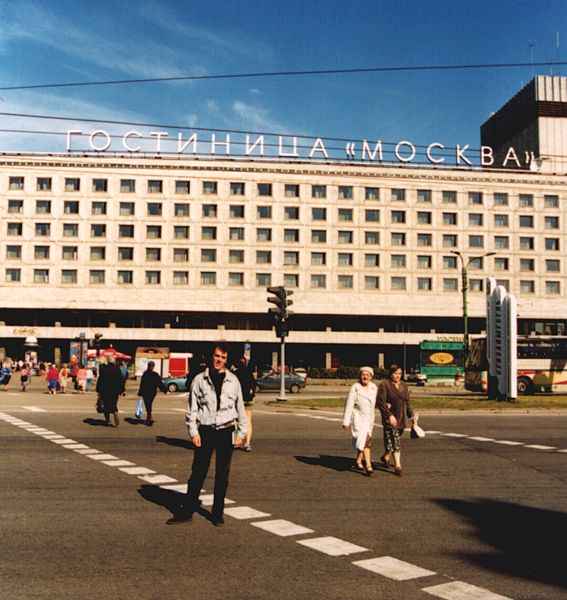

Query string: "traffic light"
[267, 286, 294, 338]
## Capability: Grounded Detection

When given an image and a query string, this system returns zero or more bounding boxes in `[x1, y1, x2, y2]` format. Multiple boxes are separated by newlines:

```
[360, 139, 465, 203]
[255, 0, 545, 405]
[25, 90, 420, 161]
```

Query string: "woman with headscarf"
[342, 366, 377, 475]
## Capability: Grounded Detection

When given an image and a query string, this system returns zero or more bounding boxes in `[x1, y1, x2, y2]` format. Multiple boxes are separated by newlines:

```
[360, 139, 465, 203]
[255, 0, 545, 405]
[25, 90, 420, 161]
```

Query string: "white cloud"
[249, 88, 262, 95]
[206, 100, 220, 114]
[231, 100, 287, 134]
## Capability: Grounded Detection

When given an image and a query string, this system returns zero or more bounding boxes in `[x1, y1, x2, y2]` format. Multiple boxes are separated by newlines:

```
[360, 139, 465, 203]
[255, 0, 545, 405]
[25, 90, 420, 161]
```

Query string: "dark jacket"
[234, 364, 255, 404]
[137, 370, 166, 400]
[377, 379, 414, 430]
[96, 363, 123, 399]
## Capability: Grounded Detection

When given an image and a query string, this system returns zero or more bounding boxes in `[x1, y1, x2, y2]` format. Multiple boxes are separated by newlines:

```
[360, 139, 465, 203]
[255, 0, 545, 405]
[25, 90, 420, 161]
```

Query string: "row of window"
[2, 267, 561, 294]
[3, 176, 561, 207]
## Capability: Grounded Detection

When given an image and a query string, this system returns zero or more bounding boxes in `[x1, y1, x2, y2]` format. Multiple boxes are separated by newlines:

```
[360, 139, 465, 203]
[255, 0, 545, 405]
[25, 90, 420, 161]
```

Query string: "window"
[520, 236, 535, 250]
[37, 177, 52, 191]
[417, 189, 431, 203]
[365, 253, 380, 267]
[338, 230, 353, 244]
[173, 271, 189, 286]
[118, 270, 134, 284]
[201, 249, 217, 263]
[64, 200, 79, 215]
[496, 279, 510, 291]
[365, 187, 379, 200]
[468, 213, 483, 227]
[33, 269, 49, 283]
[6, 268, 21, 282]
[35, 223, 50, 237]
[230, 182, 245, 196]
[284, 206, 300, 220]
[285, 184, 300, 198]
[520, 280, 535, 294]
[365, 209, 380, 222]
[546, 259, 560, 273]
[62, 246, 77, 261]
[175, 180, 191, 194]
[391, 210, 406, 224]
[338, 186, 353, 200]
[469, 257, 483, 270]
[230, 205, 245, 219]
[36, 200, 51, 214]
[312, 207, 327, 221]
[545, 238, 560, 251]
[494, 214, 509, 227]
[338, 252, 353, 267]
[391, 188, 406, 202]
[120, 202, 135, 216]
[365, 276, 380, 289]
[200, 271, 216, 286]
[201, 226, 217, 240]
[229, 250, 244, 264]
[310, 274, 326, 289]
[495, 258, 509, 271]
[284, 251, 299, 266]
[89, 270, 105, 285]
[443, 278, 458, 291]
[391, 254, 406, 268]
[120, 179, 135, 193]
[284, 274, 299, 288]
[91, 224, 106, 238]
[519, 194, 533, 208]
[519, 215, 534, 228]
[228, 272, 244, 286]
[417, 211, 432, 225]
[257, 228, 272, 242]
[9, 176, 24, 190]
[494, 192, 508, 206]
[417, 233, 432, 247]
[203, 181, 218, 195]
[145, 271, 161, 285]
[65, 178, 80, 192]
[90, 246, 106, 261]
[468, 235, 484, 248]
[202, 204, 218, 218]
[336, 209, 352, 224]
[8, 199, 23, 213]
[61, 269, 78, 285]
[118, 247, 134, 261]
[256, 273, 272, 287]
[442, 190, 457, 204]
[470, 279, 484, 292]
[443, 256, 457, 269]
[92, 178, 108, 193]
[63, 223, 79, 237]
[338, 275, 353, 289]
[391, 276, 406, 290]
[34, 245, 50, 260]
[257, 206, 272, 219]
[545, 216, 559, 229]
[257, 183, 272, 197]
[146, 225, 162, 239]
[119, 224, 135, 238]
[6, 245, 21, 260]
[442, 212, 457, 226]
[92, 201, 107, 216]
[311, 185, 326, 198]
[146, 247, 161, 262]
[174, 203, 190, 217]
[544, 194, 559, 208]
[443, 234, 458, 248]
[417, 255, 432, 269]
[468, 191, 483, 205]
[494, 236, 509, 249]
[229, 227, 245, 241]
[173, 248, 189, 263]
[174, 226, 190, 240]
[417, 277, 432, 291]
[256, 250, 272, 264]
[147, 202, 162, 216]
[365, 231, 379, 245]
[546, 281, 560, 295]
[391, 232, 406, 246]
[520, 258, 534, 272]
[284, 229, 300, 243]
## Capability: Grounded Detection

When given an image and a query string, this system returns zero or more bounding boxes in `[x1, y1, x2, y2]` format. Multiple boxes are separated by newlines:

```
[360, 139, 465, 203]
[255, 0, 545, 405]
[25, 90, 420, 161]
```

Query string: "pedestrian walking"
[77, 366, 87, 393]
[119, 361, 129, 395]
[137, 361, 166, 426]
[168, 343, 248, 527]
[20, 364, 30, 392]
[96, 357, 123, 427]
[233, 355, 256, 452]
[59, 364, 70, 394]
[0, 364, 12, 390]
[85, 367, 95, 392]
[46, 364, 59, 395]
[342, 366, 377, 476]
[377, 364, 415, 477]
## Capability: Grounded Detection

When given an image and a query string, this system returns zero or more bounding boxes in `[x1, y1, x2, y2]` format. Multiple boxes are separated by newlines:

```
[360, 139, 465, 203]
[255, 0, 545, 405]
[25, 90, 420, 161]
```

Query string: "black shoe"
[166, 512, 193, 525]
[212, 515, 225, 527]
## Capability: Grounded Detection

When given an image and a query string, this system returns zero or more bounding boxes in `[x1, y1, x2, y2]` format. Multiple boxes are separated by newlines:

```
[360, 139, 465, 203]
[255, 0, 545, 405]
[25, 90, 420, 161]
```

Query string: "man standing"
[168, 343, 247, 526]
[96, 357, 123, 427]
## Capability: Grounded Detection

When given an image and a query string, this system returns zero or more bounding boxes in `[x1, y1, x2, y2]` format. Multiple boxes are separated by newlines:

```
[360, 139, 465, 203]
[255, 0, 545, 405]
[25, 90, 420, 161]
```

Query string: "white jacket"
[342, 382, 377, 451]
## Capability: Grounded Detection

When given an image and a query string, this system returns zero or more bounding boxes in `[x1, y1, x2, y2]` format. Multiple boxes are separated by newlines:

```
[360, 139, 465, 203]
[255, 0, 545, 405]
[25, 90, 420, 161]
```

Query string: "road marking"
[425, 430, 442, 434]
[492, 440, 524, 446]
[557, 449, 567, 453]
[524, 444, 556, 450]
[138, 474, 178, 485]
[119, 466, 156, 475]
[40, 434, 65, 439]
[22, 406, 47, 412]
[468, 436, 494, 442]
[62, 443, 90, 449]
[50, 438, 78, 445]
[101, 459, 135, 467]
[442, 433, 469, 438]
[297, 536, 368, 557]
[422, 581, 513, 600]
[199, 494, 235, 507]
[353, 556, 436, 580]
[74, 448, 100, 455]
[251, 519, 314, 537]
[87, 453, 119, 461]
[224, 506, 271, 520]
[160, 483, 188, 493]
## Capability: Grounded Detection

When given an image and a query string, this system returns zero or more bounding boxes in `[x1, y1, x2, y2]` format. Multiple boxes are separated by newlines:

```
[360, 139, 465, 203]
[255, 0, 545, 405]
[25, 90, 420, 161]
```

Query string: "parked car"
[293, 367, 308, 382]
[255, 372, 306, 393]
[162, 376, 188, 393]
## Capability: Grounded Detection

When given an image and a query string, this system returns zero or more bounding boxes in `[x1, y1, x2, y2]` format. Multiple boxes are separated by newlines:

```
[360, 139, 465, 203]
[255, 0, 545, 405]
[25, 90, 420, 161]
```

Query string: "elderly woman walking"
[377, 364, 415, 477]
[342, 366, 377, 476]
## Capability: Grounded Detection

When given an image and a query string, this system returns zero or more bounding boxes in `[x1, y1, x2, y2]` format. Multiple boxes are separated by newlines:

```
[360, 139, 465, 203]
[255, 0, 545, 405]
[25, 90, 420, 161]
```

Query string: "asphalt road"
[1, 387, 566, 600]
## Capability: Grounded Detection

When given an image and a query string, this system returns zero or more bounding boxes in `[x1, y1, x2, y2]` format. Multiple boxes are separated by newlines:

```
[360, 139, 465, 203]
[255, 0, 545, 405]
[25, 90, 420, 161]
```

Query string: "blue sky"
[0, 0, 566, 159]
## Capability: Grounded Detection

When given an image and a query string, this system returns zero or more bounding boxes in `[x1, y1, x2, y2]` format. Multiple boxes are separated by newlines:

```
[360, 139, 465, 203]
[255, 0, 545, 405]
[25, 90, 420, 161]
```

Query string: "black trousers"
[142, 394, 156, 416]
[187, 426, 235, 518]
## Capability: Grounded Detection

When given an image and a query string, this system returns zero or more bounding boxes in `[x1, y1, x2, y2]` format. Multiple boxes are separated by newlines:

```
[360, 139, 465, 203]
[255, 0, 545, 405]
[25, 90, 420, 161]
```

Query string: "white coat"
[342, 381, 377, 451]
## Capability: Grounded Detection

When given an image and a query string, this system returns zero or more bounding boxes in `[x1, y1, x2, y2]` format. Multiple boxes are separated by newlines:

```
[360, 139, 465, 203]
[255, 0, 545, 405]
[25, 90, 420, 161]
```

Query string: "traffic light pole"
[278, 336, 286, 402]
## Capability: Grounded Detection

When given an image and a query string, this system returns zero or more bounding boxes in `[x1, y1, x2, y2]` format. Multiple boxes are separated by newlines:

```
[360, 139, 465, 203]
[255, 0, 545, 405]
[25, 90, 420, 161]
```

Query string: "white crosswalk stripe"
[22, 406, 47, 412]
[353, 556, 436, 580]
[88, 453, 118, 461]
[101, 459, 135, 467]
[138, 474, 178, 485]
[297, 536, 368, 557]
[224, 506, 271, 520]
[199, 494, 235, 507]
[119, 466, 156, 475]
[422, 581, 513, 600]
[251, 519, 314, 537]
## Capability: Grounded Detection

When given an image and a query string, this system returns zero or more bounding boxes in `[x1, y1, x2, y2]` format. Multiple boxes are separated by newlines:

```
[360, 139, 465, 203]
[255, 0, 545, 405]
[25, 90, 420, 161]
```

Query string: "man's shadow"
[155, 435, 194, 450]
[295, 454, 390, 475]
[138, 485, 211, 521]
[83, 417, 109, 427]
[124, 417, 145, 425]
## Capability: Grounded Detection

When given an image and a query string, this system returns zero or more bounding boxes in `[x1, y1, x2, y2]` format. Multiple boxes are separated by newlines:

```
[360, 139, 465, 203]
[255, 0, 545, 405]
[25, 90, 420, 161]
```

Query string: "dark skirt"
[102, 394, 119, 413]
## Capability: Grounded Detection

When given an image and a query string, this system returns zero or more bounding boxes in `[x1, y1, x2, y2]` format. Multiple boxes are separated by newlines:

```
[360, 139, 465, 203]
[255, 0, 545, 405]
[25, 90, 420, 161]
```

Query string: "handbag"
[410, 414, 426, 439]
[135, 397, 144, 419]
[96, 396, 104, 414]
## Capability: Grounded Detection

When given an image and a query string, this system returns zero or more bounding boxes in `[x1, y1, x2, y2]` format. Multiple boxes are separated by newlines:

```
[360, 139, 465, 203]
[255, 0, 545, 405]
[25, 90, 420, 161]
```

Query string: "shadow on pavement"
[435, 498, 567, 590]
[138, 485, 211, 521]
[82, 417, 109, 427]
[156, 435, 194, 450]
[295, 454, 389, 475]
[124, 417, 145, 425]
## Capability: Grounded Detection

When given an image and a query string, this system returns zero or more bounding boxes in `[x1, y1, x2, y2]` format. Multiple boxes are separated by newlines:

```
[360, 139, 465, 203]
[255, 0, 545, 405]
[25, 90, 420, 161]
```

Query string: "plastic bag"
[135, 397, 144, 419]
[410, 414, 426, 439]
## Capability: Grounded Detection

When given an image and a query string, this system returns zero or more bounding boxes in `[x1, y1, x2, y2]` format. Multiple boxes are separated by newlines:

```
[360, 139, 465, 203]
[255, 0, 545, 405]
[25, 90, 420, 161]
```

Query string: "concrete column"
[325, 352, 332, 369]
[272, 351, 278, 369]
[54, 347, 61, 366]
[378, 352, 385, 369]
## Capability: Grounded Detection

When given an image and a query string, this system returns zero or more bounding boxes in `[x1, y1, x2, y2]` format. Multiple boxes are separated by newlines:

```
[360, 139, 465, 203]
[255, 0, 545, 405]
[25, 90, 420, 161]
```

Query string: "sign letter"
[502, 146, 521, 168]
[309, 138, 328, 159]
[480, 146, 494, 166]
[211, 134, 231, 154]
[361, 140, 383, 161]
[66, 130, 82, 152]
[456, 144, 472, 166]
[178, 133, 198, 153]
[395, 140, 416, 163]
[426, 143, 445, 164]
[89, 130, 111, 152]
[150, 131, 169, 152]
[123, 130, 142, 152]
[245, 135, 264, 155]
[278, 136, 299, 157]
